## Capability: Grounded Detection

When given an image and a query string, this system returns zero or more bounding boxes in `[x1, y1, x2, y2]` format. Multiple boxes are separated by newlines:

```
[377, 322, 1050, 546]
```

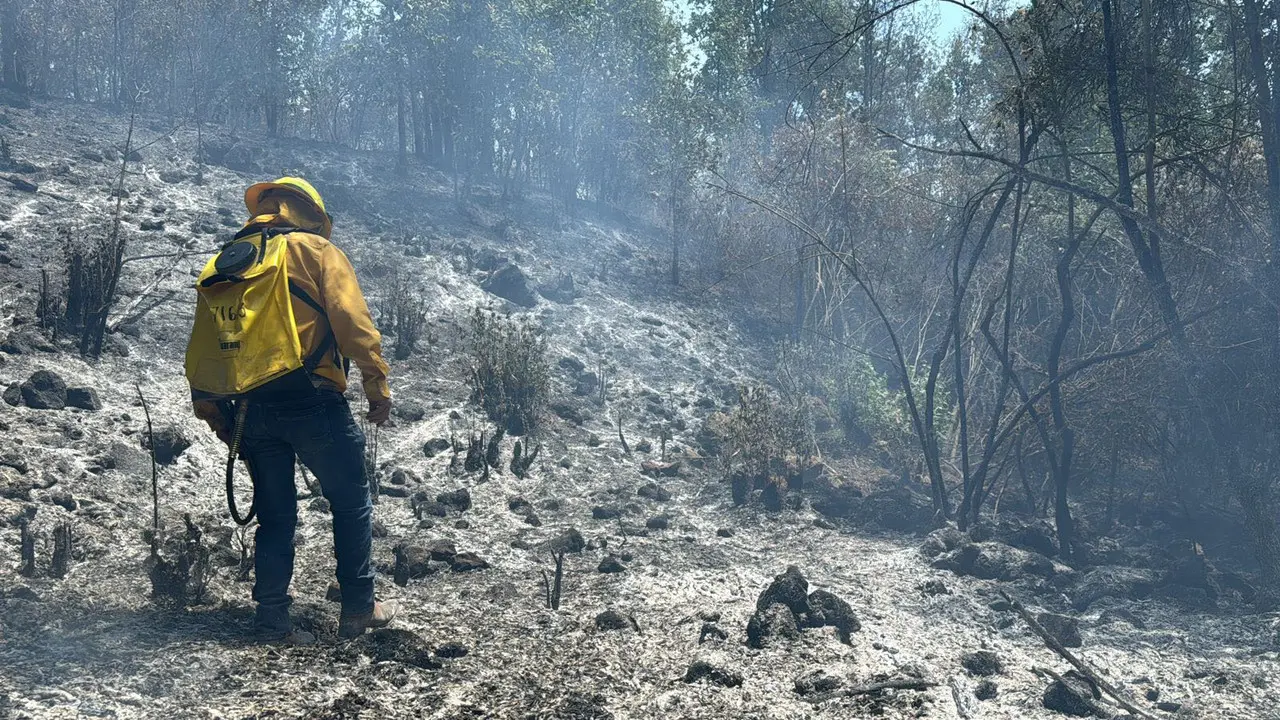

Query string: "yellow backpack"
[185, 227, 334, 398]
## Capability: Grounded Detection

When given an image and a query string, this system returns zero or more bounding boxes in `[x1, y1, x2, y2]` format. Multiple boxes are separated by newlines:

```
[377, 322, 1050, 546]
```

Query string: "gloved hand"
[367, 398, 392, 426]
[194, 399, 233, 445]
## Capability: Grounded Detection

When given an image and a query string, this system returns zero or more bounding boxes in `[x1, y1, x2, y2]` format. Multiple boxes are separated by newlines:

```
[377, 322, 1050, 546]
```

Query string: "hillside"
[0, 99, 1275, 720]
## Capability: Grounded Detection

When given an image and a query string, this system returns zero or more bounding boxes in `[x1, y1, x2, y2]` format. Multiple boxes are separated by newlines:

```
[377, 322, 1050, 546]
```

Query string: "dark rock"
[812, 475, 928, 526]
[683, 660, 743, 688]
[998, 519, 1060, 557]
[920, 579, 951, 596]
[698, 622, 728, 643]
[508, 496, 533, 514]
[538, 273, 577, 304]
[1071, 566, 1157, 611]
[1, 330, 57, 355]
[144, 425, 192, 465]
[7, 176, 37, 193]
[434, 642, 469, 659]
[550, 528, 586, 554]
[595, 609, 638, 632]
[1, 452, 28, 474]
[393, 542, 439, 580]
[66, 387, 101, 411]
[598, 555, 626, 573]
[49, 491, 77, 512]
[7, 586, 41, 602]
[803, 589, 860, 644]
[856, 487, 934, 531]
[426, 540, 458, 562]
[139, 218, 165, 231]
[645, 515, 670, 531]
[920, 526, 967, 559]
[20, 370, 67, 410]
[641, 460, 681, 478]
[326, 581, 342, 602]
[619, 523, 649, 538]
[450, 551, 489, 572]
[481, 263, 538, 307]
[975, 679, 998, 701]
[760, 483, 784, 512]
[716, 528, 734, 538]
[437, 488, 472, 512]
[550, 401, 587, 425]
[574, 372, 600, 396]
[1155, 701, 1182, 712]
[393, 401, 426, 422]
[932, 542, 1055, 582]
[309, 496, 331, 513]
[380, 483, 411, 498]
[389, 468, 418, 486]
[593, 505, 623, 520]
[523, 513, 541, 526]
[422, 438, 452, 457]
[961, 650, 1003, 677]
[1036, 612, 1083, 648]
[2, 384, 19, 406]
[371, 519, 389, 538]
[746, 603, 800, 649]
[756, 565, 809, 616]
[794, 668, 844, 696]
[1042, 671, 1103, 717]
[558, 356, 587, 374]
[637, 482, 672, 502]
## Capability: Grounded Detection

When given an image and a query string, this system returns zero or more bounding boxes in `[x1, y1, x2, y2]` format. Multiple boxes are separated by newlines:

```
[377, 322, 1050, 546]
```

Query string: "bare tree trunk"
[396, 83, 408, 175]
[1, 0, 21, 90]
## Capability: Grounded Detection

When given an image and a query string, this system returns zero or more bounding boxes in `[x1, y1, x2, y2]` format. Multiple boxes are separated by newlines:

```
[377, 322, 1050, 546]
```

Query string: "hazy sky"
[666, 1, 976, 47]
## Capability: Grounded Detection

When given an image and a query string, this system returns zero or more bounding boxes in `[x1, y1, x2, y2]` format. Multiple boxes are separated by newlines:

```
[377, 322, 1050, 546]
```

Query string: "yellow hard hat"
[244, 176, 332, 238]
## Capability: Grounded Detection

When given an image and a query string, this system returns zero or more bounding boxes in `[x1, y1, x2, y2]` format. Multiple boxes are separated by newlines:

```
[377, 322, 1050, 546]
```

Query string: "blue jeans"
[240, 390, 374, 635]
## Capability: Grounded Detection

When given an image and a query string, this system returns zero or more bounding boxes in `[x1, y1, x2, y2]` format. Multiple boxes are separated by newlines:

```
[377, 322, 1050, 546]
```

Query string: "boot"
[338, 600, 398, 639]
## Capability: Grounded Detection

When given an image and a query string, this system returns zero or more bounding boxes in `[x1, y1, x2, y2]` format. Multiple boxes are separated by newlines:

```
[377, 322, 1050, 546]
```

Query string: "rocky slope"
[0, 98, 1276, 720]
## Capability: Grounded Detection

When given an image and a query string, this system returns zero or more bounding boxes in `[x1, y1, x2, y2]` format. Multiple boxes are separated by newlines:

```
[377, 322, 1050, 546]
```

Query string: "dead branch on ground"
[1001, 590, 1157, 720]
[802, 678, 939, 704]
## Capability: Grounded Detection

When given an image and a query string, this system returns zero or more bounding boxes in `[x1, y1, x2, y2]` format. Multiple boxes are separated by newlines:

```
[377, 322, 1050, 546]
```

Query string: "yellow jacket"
[192, 206, 390, 425]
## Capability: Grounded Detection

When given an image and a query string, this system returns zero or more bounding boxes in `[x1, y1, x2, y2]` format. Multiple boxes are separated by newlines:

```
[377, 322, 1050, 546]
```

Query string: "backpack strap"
[288, 279, 346, 375]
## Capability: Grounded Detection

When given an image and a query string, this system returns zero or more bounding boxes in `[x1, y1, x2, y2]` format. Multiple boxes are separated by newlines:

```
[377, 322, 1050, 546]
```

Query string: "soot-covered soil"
[0, 99, 1276, 719]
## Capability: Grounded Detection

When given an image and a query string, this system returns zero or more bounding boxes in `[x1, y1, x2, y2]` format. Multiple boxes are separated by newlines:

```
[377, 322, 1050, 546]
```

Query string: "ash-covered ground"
[0, 99, 1276, 720]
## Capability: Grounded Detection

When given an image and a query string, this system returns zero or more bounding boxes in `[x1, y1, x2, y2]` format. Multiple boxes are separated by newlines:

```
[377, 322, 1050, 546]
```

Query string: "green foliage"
[467, 308, 550, 436]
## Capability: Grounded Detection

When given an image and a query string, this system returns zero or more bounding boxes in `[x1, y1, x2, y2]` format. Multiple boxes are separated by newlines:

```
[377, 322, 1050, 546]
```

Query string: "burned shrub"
[377, 269, 431, 360]
[467, 308, 549, 435]
[148, 514, 212, 608]
[724, 385, 812, 508]
[39, 225, 128, 358]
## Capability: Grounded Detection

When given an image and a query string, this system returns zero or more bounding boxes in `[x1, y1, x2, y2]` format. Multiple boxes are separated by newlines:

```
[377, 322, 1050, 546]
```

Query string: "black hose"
[226, 401, 256, 525]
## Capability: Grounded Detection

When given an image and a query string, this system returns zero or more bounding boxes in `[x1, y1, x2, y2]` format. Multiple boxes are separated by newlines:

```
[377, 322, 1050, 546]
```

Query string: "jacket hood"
[241, 195, 331, 239]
